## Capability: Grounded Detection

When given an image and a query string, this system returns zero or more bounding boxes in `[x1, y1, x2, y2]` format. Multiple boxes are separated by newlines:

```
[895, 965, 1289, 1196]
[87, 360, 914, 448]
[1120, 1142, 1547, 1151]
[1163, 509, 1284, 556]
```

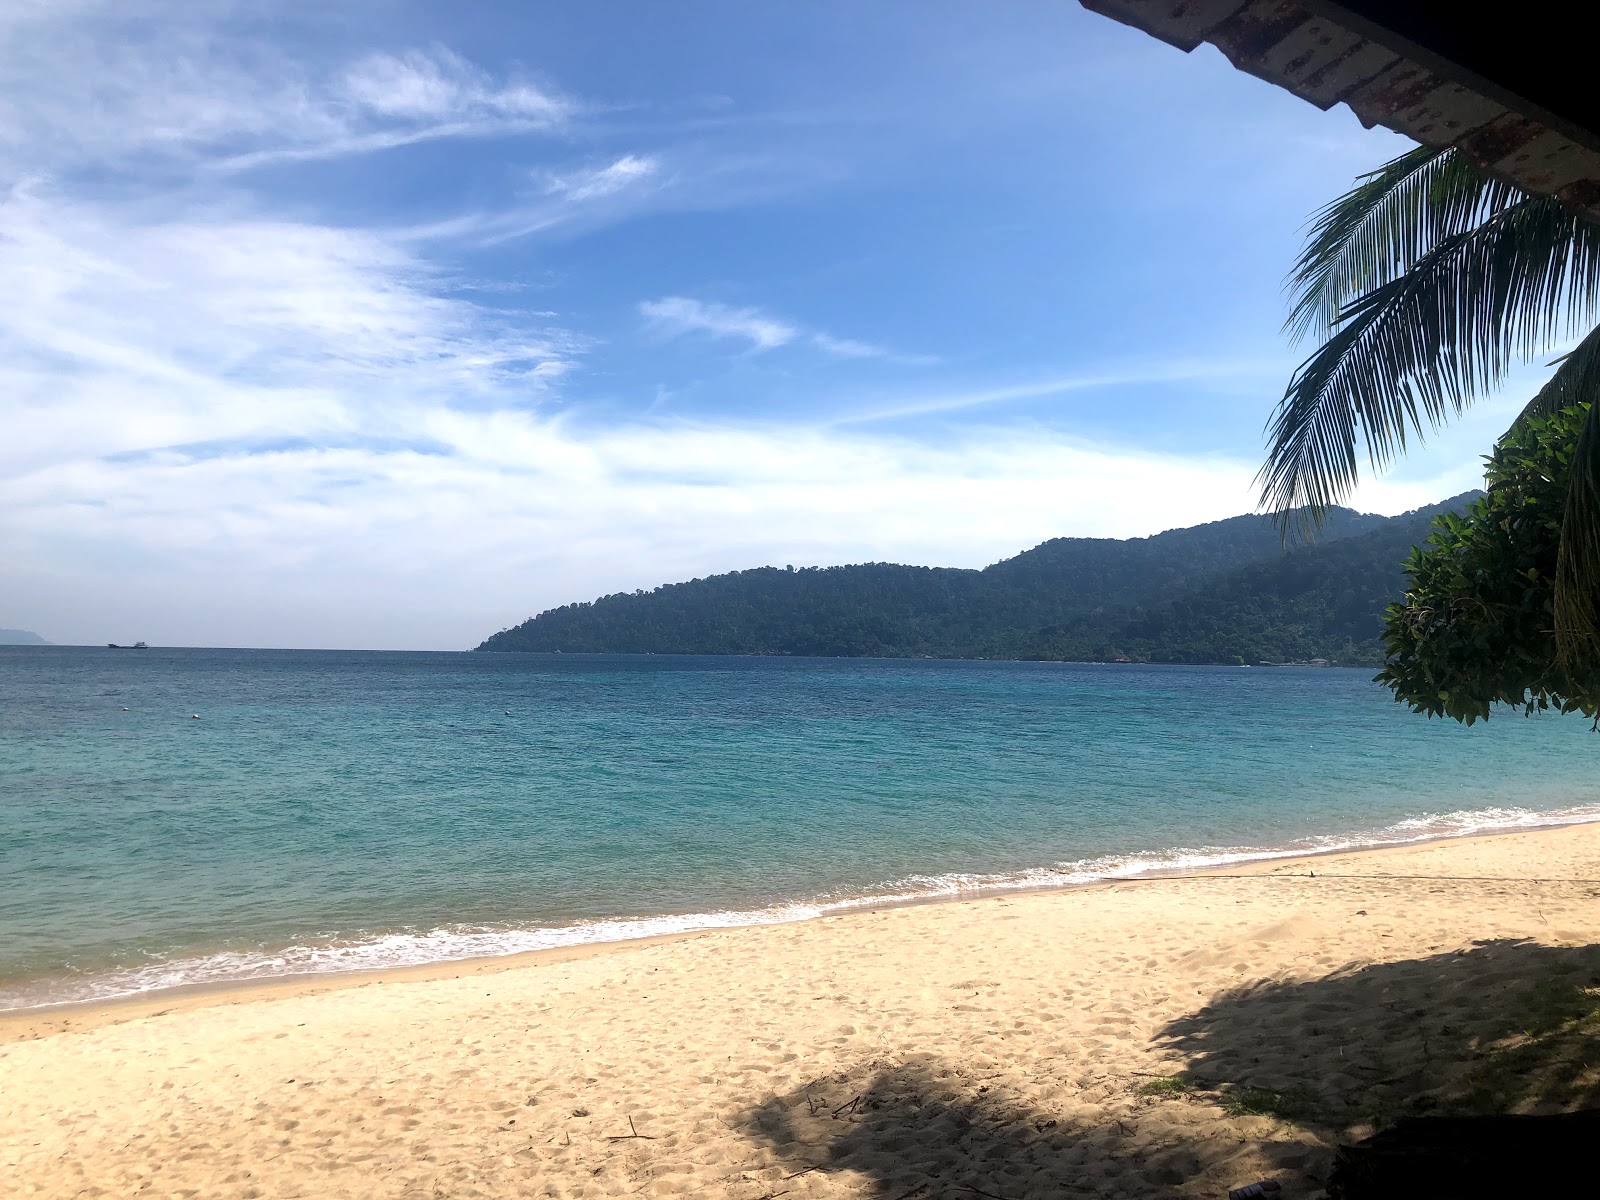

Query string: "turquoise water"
[2, 646, 1596, 1010]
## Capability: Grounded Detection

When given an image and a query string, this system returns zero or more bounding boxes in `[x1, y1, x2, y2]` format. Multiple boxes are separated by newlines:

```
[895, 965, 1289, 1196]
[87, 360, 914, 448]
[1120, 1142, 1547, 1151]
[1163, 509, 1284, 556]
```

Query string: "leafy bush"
[1378, 405, 1600, 724]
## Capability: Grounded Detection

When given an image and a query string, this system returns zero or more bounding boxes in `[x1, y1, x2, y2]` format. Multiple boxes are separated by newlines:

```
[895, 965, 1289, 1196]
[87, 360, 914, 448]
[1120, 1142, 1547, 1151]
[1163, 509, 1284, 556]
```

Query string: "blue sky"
[1, 1, 1526, 648]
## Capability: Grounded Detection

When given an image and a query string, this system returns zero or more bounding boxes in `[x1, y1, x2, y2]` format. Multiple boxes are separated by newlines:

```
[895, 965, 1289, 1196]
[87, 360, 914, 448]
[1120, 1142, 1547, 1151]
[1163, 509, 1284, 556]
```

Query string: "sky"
[0, 1, 1535, 649]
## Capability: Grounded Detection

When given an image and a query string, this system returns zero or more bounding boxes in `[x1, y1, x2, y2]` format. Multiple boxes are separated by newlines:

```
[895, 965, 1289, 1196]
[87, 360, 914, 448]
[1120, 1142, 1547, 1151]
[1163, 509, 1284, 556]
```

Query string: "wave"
[7, 802, 1600, 1012]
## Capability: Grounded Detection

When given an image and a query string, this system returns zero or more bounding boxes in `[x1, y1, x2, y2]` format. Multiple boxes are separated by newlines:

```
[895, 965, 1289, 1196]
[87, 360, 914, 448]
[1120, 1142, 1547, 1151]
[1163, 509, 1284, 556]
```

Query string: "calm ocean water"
[2, 646, 1597, 1010]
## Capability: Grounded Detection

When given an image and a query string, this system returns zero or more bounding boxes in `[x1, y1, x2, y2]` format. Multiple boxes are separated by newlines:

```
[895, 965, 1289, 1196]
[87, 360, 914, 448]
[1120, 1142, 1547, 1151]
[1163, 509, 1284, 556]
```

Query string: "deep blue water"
[2, 646, 1596, 1009]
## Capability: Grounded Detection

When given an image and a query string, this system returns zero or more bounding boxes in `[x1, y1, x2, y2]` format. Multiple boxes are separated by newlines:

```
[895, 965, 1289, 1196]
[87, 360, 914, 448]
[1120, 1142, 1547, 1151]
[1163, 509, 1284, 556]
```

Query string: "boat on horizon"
[107, 642, 148, 650]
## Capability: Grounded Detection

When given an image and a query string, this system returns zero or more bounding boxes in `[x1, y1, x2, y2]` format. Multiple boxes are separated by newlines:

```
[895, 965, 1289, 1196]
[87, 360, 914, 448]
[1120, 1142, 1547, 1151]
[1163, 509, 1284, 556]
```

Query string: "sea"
[3, 646, 1597, 1012]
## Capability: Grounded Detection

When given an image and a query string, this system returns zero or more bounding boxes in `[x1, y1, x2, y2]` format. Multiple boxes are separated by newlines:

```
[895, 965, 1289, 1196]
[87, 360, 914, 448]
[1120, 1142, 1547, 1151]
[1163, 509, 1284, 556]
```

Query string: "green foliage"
[1270, 145, 1600, 673]
[1263, 144, 1600, 527]
[1221, 1086, 1323, 1122]
[478, 496, 1477, 665]
[1135, 1074, 1193, 1098]
[1378, 405, 1600, 723]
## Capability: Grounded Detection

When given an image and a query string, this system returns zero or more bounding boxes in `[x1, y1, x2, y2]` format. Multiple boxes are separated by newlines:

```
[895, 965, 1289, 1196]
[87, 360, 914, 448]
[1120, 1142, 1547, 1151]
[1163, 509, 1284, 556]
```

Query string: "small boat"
[107, 642, 149, 650]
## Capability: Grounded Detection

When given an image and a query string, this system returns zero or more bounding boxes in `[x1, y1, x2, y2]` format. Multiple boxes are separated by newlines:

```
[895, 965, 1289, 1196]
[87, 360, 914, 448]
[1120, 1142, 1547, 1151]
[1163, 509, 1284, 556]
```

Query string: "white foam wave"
[8, 802, 1600, 1011]
[0, 903, 826, 1011]
[823, 803, 1600, 908]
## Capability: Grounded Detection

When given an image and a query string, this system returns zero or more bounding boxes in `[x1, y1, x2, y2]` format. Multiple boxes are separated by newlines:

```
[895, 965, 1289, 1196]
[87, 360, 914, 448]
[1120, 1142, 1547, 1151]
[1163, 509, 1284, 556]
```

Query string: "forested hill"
[476, 493, 1479, 665]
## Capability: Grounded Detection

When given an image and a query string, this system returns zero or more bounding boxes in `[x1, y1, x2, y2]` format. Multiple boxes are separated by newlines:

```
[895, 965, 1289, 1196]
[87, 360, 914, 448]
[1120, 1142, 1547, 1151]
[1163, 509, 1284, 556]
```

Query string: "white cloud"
[639, 296, 799, 352]
[810, 331, 940, 365]
[542, 154, 660, 202]
[211, 49, 572, 171]
[399, 154, 668, 247]
[0, 22, 571, 178]
[826, 359, 1288, 426]
[639, 296, 936, 363]
[338, 48, 566, 123]
[811, 332, 890, 359]
[0, 183, 578, 482]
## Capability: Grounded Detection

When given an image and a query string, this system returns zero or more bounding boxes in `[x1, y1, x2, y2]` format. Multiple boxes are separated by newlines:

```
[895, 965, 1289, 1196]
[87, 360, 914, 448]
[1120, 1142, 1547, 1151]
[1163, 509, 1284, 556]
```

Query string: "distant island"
[0, 628, 50, 646]
[477, 494, 1479, 666]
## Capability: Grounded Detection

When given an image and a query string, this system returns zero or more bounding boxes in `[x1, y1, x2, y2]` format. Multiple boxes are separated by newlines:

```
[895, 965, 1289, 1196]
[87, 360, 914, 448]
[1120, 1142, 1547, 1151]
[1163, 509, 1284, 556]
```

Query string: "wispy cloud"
[400, 153, 669, 246]
[639, 296, 934, 363]
[640, 297, 799, 352]
[339, 48, 566, 123]
[0, 182, 580, 482]
[825, 358, 1290, 426]
[213, 48, 573, 172]
[810, 332, 888, 358]
[541, 154, 660, 202]
[0, 28, 573, 178]
[810, 331, 939, 365]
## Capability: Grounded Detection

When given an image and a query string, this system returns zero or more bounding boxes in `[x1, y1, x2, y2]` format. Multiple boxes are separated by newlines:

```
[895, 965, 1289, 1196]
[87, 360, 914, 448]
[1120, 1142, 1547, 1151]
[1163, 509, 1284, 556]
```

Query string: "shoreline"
[8, 820, 1600, 1198]
[6, 813, 1597, 1044]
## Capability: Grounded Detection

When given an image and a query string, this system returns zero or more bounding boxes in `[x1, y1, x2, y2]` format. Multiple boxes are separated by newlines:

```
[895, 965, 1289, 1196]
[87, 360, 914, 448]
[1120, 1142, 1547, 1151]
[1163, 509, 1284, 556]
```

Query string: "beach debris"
[606, 1114, 655, 1140]
[1227, 1181, 1282, 1200]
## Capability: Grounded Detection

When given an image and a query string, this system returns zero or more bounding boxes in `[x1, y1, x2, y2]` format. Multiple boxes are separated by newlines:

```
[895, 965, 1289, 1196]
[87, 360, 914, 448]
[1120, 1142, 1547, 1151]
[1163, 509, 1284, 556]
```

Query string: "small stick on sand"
[606, 1114, 655, 1141]
[830, 1094, 860, 1118]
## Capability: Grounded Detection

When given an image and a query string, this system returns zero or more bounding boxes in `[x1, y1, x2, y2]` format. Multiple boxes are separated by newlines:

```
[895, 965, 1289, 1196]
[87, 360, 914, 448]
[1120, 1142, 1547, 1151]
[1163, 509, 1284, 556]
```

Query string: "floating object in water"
[191, 713, 200, 719]
[121, 706, 129, 711]
[504, 709, 511, 715]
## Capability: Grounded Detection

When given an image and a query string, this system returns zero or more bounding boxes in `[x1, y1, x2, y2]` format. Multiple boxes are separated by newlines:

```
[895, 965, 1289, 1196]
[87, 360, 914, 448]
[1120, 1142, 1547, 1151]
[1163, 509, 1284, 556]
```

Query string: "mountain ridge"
[477, 493, 1479, 665]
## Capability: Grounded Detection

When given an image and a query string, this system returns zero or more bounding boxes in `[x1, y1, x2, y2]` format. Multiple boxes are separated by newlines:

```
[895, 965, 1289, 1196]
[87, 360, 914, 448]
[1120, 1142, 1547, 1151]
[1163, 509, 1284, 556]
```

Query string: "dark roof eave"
[1079, 0, 1600, 223]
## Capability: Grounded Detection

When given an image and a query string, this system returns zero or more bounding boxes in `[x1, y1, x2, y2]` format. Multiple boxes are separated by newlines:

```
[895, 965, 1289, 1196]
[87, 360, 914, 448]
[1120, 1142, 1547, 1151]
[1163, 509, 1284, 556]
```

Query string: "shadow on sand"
[1158, 937, 1600, 1126]
[740, 940, 1600, 1198]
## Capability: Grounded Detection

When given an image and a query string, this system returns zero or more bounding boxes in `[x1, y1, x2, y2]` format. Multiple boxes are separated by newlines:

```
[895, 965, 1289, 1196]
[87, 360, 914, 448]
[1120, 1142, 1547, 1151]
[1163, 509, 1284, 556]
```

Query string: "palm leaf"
[1262, 194, 1600, 530]
[1513, 322, 1600, 424]
[1286, 146, 1523, 343]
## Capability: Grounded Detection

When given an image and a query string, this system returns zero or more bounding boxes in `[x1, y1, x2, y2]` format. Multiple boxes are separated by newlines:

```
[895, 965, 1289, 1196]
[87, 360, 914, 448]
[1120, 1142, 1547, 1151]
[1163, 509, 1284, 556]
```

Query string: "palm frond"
[1512, 321, 1600, 424]
[1262, 195, 1600, 529]
[1286, 146, 1524, 343]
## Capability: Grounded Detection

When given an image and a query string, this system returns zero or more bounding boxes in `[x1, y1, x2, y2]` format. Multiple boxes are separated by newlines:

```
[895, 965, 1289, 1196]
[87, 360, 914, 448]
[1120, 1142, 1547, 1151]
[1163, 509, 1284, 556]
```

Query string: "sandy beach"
[5, 823, 1600, 1199]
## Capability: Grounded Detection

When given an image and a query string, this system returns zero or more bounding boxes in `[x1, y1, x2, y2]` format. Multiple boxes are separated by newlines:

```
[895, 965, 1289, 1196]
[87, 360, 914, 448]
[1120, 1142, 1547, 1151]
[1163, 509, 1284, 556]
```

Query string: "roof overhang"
[1079, 0, 1600, 222]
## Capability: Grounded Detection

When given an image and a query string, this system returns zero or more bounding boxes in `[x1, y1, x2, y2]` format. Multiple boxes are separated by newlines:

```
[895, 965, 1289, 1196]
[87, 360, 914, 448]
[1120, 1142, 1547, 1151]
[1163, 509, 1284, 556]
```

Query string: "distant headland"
[477, 493, 1479, 666]
[0, 628, 50, 646]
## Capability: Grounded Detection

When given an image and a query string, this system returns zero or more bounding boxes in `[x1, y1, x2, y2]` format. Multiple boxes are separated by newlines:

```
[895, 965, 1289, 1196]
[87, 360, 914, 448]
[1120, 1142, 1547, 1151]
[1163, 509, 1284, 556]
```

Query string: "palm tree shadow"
[742, 1053, 1324, 1199]
[1155, 938, 1600, 1125]
[740, 940, 1600, 1198]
